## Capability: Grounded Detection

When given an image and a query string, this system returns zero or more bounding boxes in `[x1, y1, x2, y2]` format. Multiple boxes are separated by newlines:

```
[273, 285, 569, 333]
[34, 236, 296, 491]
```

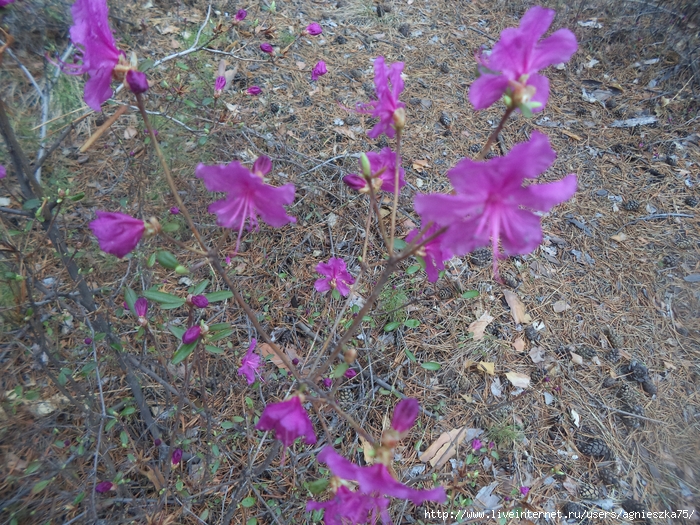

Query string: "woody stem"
[389, 129, 402, 254]
[476, 107, 514, 161]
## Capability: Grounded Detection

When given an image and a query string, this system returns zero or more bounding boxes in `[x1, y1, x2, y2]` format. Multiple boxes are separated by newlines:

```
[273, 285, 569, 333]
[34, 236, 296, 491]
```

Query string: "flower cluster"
[343, 148, 406, 195]
[354, 57, 406, 139]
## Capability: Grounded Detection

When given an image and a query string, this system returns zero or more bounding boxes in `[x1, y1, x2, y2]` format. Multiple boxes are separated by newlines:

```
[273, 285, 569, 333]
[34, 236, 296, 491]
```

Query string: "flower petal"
[526, 73, 550, 112]
[515, 174, 577, 212]
[499, 209, 544, 255]
[469, 73, 510, 110]
[195, 162, 253, 193]
[530, 28, 578, 71]
[252, 183, 296, 227]
[495, 130, 556, 181]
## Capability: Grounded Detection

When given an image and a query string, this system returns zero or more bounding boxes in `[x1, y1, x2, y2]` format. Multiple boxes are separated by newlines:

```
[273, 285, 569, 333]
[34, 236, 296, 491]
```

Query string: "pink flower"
[305, 23, 323, 36]
[172, 448, 183, 465]
[469, 6, 577, 113]
[354, 56, 405, 139]
[247, 86, 262, 96]
[260, 42, 274, 55]
[414, 131, 576, 278]
[0, 0, 17, 7]
[195, 157, 296, 254]
[238, 338, 261, 385]
[95, 481, 114, 493]
[0, 165, 6, 179]
[345, 147, 405, 194]
[520, 486, 530, 496]
[307, 486, 390, 525]
[322, 377, 333, 389]
[169, 206, 180, 215]
[311, 60, 327, 81]
[344, 369, 357, 379]
[316, 447, 446, 505]
[235, 9, 247, 22]
[314, 258, 355, 297]
[126, 70, 149, 94]
[182, 326, 201, 345]
[190, 295, 209, 308]
[89, 211, 145, 258]
[471, 438, 483, 451]
[255, 396, 317, 448]
[215, 75, 226, 92]
[134, 297, 148, 318]
[405, 225, 451, 283]
[391, 398, 419, 433]
[488, 441, 495, 450]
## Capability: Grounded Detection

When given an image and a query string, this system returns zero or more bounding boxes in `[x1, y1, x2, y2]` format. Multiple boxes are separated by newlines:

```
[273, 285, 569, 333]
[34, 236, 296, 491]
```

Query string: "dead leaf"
[140, 466, 166, 491]
[529, 346, 545, 363]
[419, 427, 483, 468]
[411, 159, 430, 172]
[333, 126, 356, 140]
[474, 481, 499, 510]
[359, 436, 375, 465]
[513, 337, 526, 352]
[477, 361, 495, 376]
[259, 343, 300, 371]
[570, 408, 580, 427]
[610, 232, 628, 242]
[505, 371, 531, 389]
[170, 39, 181, 49]
[490, 376, 503, 397]
[295, 61, 306, 70]
[560, 129, 582, 141]
[570, 352, 583, 365]
[553, 300, 571, 313]
[124, 126, 137, 140]
[468, 311, 494, 341]
[6, 452, 28, 472]
[159, 25, 179, 34]
[503, 290, 531, 324]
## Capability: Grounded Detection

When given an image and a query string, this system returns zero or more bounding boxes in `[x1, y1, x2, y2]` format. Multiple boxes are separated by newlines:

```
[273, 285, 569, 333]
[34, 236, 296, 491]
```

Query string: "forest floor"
[1, 0, 699, 524]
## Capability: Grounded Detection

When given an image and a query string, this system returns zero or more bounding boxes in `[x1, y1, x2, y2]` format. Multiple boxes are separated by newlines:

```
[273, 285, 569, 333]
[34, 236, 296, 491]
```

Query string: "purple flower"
[182, 326, 201, 345]
[154, 438, 162, 446]
[488, 441, 495, 450]
[260, 42, 274, 55]
[255, 396, 317, 448]
[172, 448, 183, 465]
[414, 131, 576, 278]
[314, 258, 355, 297]
[405, 225, 451, 283]
[311, 60, 327, 81]
[0, 164, 6, 179]
[195, 157, 296, 254]
[469, 6, 577, 113]
[307, 486, 390, 525]
[238, 339, 261, 385]
[0, 0, 17, 7]
[84, 337, 92, 345]
[391, 398, 419, 433]
[190, 295, 209, 309]
[215, 75, 226, 92]
[520, 486, 530, 496]
[126, 69, 149, 95]
[322, 377, 333, 389]
[354, 56, 405, 139]
[95, 481, 114, 493]
[305, 23, 323, 36]
[170, 206, 180, 215]
[471, 438, 483, 451]
[344, 369, 357, 379]
[235, 9, 247, 22]
[345, 147, 405, 195]
[315, 447, 446, 505]
[134, 297, 148, 318]
[247, 86, 262, 96]
[89, 211, 145, 258]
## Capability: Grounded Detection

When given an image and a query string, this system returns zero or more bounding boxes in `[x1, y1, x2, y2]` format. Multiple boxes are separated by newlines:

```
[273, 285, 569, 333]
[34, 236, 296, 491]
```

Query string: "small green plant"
[486, 422, 524, 447]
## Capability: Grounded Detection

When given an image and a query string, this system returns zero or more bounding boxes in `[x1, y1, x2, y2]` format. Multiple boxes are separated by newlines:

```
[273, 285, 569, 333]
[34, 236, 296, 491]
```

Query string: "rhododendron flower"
[190, 295, 209, 308]
[312, 60, 327, 81]
[238, 338, 261, 385]
[182, 326, 201, 345]
[89, 211, 145, 258]
[344, 369, 357, 379]
[195, 157, 296, 254]
[305, 23, 323, 36]
[95, 481, 114, 493]
[405, 225, 450, 283]
[344, 147, 405, 195]
[235, 9, 247, 22]
[255, 396, 317, 448]
[134, 297, 148, 319]
[471, 438, 483, 451]
[307, 486, 390, 525]
[354, 56, 406, 139]
[391, 398, 419, 433]
[314, 258, 355, 297]
[169, 206, 180, 215]
[469, 6, 577, 113]
[520, 486, 530, 496]
[247, 86, 262, 96]
[260, 42, 274, 55]
[414, 131, 576, 278]
[172, 448, 183, 465]
[315, 447, 446, 506]
[322, 378, 333, 389]
[0, 164, 5, 179]
[215, 76, 226, 92]
[63, 0, 149, 111]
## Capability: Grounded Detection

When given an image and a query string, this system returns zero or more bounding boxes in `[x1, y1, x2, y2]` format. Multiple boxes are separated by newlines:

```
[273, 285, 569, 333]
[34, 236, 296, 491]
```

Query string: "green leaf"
[120, 406, 136, 417]
[207, 329, 234, 342]
[332, 362, 349, 379]
[305, 478, 329, 495]
[246, 518, 257, 525]
[156, 250, 179, 270]
[32, 479, 52, 494]
[69, 191, 85, 201]
[406, 264, 421, 275]
[393, 238, 407, 250]
[176, 61, 189, 71]
[204, 344, 225, 354]
[172, 342, 197, 364]
[404, 348, 416, 362]
[184, 99, 197, 109]
[120, 431, 129, 447]
[142, 289, 185, 309]
[232, 416, 244, 423]
[161, 221, 180, 233]
[205, 291, 233, 303]
[124, 288, 138, 315]
[421, 361, 441, 371]
[404, 319, 420, 328]
[25, 461, 42, 474]
[23, 198, 42, 210]
[208, 322, 230, 332]
[221, 421, 234, 429]
[331, 288, 341, 301]
[147, 252, 156, 268]
[202, 97, 214, 106]
[191, 280, 209, 295]
[384, 321, 401, 332]
[461, 290, 479, 299]
[139, 58, 155, 72]
[241, 496, 256, 508]
[169, 326, 186, 340]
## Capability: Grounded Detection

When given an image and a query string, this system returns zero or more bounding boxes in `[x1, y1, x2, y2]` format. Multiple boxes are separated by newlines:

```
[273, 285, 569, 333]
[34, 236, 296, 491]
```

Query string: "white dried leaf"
[571, 408, 580, 427]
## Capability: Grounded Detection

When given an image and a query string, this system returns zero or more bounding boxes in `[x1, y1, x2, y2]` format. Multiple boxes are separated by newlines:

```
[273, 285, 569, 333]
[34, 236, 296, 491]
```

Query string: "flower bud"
[126, 69, 149, 95]
[392, 107, 406, 131]
[247, 86, 262, 96]
[342, 174, 367, 192]
[175, 265, 189, 275]
[360, 153, 372, 179]
[190, 295, 209, 309]
[169, 207, 180, 215]
[305, 23, 322, 36]
[235, 9, 247, 22]
[343, 347, 357, 365]
[182, 326, 201, 344]
[390, 398, 419, 433]
[171, 448, 183, 465]
[343, 368, 357, 379]
[260, 42, 274, 55]
[134, 297, 148, 318]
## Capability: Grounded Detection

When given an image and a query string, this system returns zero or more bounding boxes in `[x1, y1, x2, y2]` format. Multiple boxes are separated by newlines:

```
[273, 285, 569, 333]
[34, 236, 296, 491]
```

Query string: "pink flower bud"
[215, 75, 226, 92]
[343, 174, 368, 192]
[134, 297, 148, 318]
[182, 326, 201, 344]
[390, 398, 419, 433]
[292, 358, 300, 366]
[89, 211, 145, 259]
[471, 438, 483, 451]
[520, 486, 530, 496]
[344, 369, 357, 379]
[252, 156, 272, 177]
[311, 60, 327, 81]
[170, 207, 180, 215]
[172, 448, 183, 465]
[247, 86, 262, 96]
[126, 70, 149, 94]
[235, 9, 247, 21]
[305, 23, 322, 36]
[0, 165, 6, 179]
[191, 295, 209, 309]
[154, 438, 162, 446]
[84, 337, 92, 345]
[95, 481, 114, 493]
[260, 42, 274, 55]
[322, 378, 333, 389]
